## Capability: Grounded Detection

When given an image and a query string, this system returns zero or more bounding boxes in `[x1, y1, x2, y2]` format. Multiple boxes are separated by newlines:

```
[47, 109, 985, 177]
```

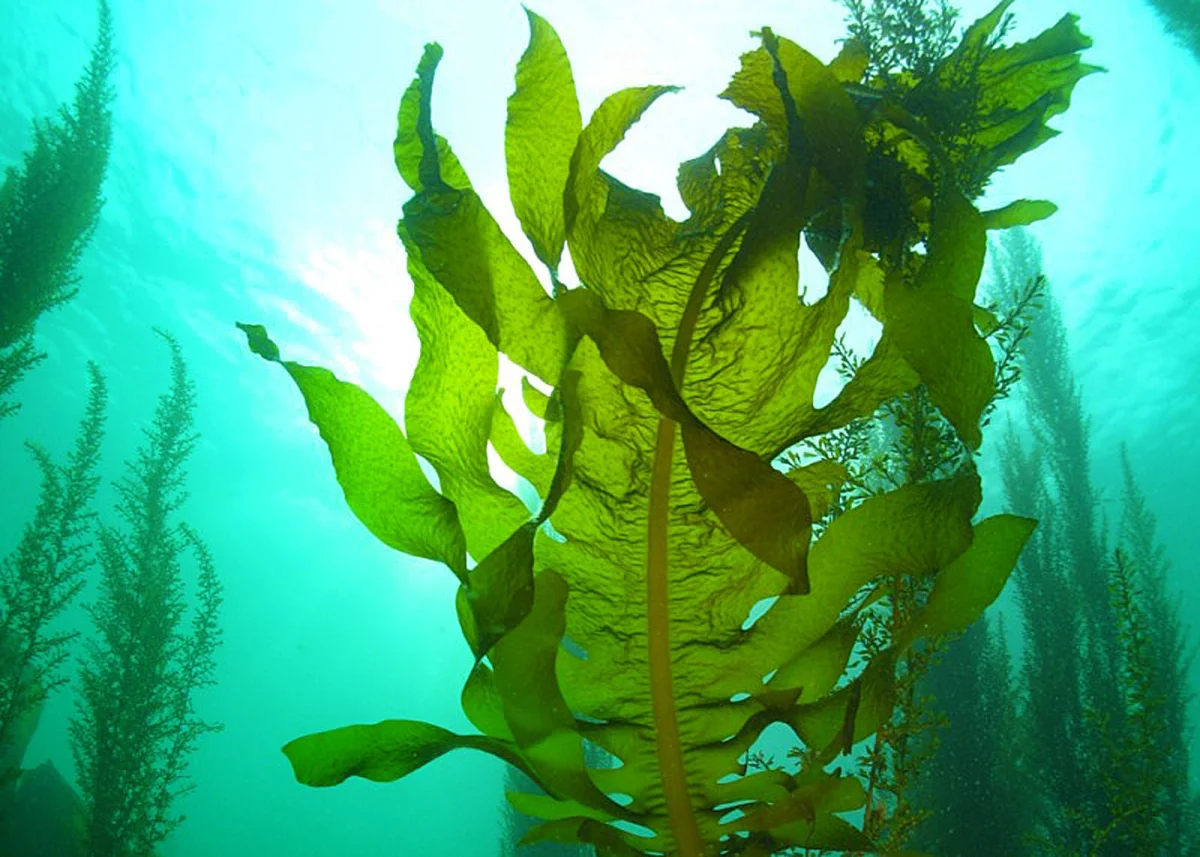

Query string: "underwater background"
[0, 0, 1197, 854]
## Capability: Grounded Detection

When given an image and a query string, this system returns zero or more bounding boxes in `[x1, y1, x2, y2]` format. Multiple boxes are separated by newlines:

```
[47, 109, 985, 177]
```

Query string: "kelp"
[242, 4, 1093, 855]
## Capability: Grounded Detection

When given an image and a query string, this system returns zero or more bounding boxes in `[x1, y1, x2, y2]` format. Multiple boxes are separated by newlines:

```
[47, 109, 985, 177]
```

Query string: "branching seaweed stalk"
[70, 332, 222, 857]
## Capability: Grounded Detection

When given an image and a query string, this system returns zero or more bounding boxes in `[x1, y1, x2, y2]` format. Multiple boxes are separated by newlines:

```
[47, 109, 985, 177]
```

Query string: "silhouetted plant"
[908, 615, 1032, 856]
[994, 227, 1200, 855]
[1085, 548, 1170, 855]
[1143, 0, 1200, 63]
[1115, 448, 1198, 854]
[0, 0, 114, 420]
[0, 365, 106, 784]
[839, 0, 961, 81]
[997, 229, 1120, 855]
[70, 332, 222, 857]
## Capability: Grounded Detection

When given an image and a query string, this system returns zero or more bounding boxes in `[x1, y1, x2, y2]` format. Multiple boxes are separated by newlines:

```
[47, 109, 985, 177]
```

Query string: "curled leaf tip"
[237, 322, 281, 362]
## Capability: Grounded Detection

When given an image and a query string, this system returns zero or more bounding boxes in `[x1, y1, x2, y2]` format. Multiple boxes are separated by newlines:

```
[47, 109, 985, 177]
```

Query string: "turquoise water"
[1, 1, 1197, 854]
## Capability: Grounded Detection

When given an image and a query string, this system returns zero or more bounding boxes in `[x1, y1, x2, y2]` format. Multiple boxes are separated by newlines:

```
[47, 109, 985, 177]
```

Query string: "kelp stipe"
[242, 4, 1093, 854]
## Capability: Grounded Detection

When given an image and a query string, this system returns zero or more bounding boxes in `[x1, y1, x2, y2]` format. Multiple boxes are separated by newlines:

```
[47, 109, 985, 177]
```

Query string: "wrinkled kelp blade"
[238, 323, 467, 580]
[393, 44, 471, 193]
[398, 43, 573, 386]
[895, 514, 1037, 649]
[400, 222, 530, 563]
[885, 190, 994, 450]
[506, 9, 581, 276]
[558, 287, 812, 590]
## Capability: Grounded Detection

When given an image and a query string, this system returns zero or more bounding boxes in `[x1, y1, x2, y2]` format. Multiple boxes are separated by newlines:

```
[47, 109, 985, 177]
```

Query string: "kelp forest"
[0, 0, 1196, 855]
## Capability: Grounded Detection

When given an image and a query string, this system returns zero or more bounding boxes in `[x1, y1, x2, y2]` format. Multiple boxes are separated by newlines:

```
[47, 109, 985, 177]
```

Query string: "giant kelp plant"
[0, 0, 114, 421]
[242, 2, 1093, 854]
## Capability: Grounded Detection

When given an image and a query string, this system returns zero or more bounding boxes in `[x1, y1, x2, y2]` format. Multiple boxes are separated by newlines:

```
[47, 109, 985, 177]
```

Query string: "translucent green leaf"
[237, 322, 467, 581]
[506, 9, 581, 275]
[462, 521, 538, 657]
[488, 391, 554, 497]
[563, 84, 680, 311]
[460, 661, 511, 741]
[885, 189, 994, 449]
[402, 189, 572, 385]
[490, 570, 620, 815]
[460, 370, 583, 657]
[400, 223, 529, 562]
[393, 44, 471, 193]
[981, 199, 1058, 230]
[282, 719, 519, 787]
[895, 514, 1038, 648]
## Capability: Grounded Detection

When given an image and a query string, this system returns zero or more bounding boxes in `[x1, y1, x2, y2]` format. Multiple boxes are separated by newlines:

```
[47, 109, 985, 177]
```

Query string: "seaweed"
[242, 5, 1093, 854]
[1142, 0, 1200, 63]
[69, 332, 223, 857]
[1116, 448, 1197, 853]
[0, 365, 106, 789]
[983, 228, 1200, 855]
[0, 0, 115, 771]
[996, 230, 1125, 854]
[0, 0, 114, 420]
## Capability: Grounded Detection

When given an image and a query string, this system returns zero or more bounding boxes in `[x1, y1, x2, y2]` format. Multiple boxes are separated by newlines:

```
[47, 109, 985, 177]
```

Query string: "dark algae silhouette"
[1142, 0, 1200, 62]
[0, 366, 107, 787]
[996, 230, 1197, 856]
[69, 331, 223, 857]
[242, 1, 1095, 854]
[909, 228, 1200, 857]
[0, 5, 116, 852]
[0, 0, 115, 792]
[0, 4, 225, 854]
[1, 333, 223, 857]
[0, 0, 114, 422]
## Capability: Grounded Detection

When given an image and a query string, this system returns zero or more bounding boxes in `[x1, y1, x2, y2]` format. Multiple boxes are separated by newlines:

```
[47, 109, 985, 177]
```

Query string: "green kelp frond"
[832, 0, 1099, 226]
[243, 6, 1089, 855]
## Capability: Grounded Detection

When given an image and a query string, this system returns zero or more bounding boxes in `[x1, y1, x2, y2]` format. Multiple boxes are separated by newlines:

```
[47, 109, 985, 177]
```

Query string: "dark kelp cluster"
[68, 332, 224, 857]
[0, 5, 224, 855]
[243, 2, 1096, 854]
[0, 0, 116, 789]
[910, 229, 1199, 856]
[0, 0, 114, 422]
[1143, 0, 1200, 63]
